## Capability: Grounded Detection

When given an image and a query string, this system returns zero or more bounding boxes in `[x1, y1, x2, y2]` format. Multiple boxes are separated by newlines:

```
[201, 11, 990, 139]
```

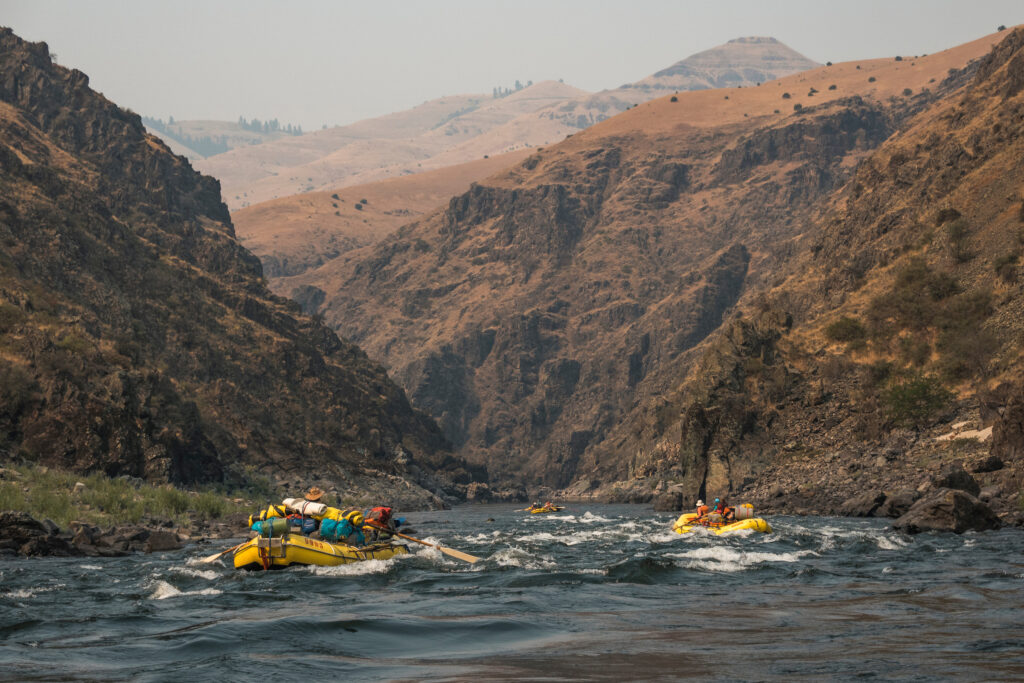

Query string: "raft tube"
[233, 532, 409, 570]
[529, 506, 564, 514]
[672, 512, 772, 535]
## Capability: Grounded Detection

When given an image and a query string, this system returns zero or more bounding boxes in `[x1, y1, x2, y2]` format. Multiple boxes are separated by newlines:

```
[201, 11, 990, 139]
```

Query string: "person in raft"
[706, 498, 736, 524]
[363, 506, 403, 542]
[694, 499, 710, 519]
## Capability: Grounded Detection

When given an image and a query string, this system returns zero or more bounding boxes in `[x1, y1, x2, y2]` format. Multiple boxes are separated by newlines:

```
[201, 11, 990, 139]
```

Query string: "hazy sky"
[3, 1, 1022, 129]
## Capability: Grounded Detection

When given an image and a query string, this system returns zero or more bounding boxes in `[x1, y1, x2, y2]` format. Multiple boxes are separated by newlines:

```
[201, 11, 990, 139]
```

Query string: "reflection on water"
[1, 504, 1023, 681]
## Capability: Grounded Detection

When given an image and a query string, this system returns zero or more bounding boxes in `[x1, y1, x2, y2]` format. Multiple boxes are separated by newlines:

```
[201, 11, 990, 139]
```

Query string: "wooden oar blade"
[199, 541, 244, 563]
[439, 545, 481, 563]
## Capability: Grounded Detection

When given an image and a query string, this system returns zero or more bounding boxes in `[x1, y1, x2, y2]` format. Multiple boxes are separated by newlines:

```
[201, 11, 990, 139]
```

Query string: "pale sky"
[3, 1, 1022, 129]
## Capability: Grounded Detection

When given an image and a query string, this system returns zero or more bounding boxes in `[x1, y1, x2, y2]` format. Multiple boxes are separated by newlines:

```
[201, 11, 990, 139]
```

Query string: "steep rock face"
[325, 94, 896, 490]
[661, 29, 1024, 515]
[0, 29, 466, 503]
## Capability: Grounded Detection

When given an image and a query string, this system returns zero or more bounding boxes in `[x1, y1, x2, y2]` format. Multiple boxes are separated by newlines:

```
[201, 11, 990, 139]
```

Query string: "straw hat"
[306, 486, 325, 501]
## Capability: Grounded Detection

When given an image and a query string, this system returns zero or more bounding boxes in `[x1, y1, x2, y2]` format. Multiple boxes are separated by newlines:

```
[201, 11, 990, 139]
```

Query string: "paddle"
[199, 540, 247, 564]
[365, 522, 481, 564]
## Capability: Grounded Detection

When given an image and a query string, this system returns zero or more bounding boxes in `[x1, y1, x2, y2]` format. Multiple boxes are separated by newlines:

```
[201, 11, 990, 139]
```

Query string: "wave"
[148, 580, 222, 600]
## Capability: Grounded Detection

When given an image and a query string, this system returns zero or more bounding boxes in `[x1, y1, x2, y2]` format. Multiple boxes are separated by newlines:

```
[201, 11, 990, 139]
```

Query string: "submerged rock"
[892, 489, 1002, 534]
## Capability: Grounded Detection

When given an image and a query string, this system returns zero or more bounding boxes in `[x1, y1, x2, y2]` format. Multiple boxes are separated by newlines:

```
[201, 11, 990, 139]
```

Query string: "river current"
[1, 504, 1022, 681]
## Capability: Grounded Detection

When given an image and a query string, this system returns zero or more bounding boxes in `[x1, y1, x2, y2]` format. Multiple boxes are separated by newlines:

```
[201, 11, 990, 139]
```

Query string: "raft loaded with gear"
[233, 494, 407, 570]
[672, 499, 772, 535]
[221, 487, 480, 570]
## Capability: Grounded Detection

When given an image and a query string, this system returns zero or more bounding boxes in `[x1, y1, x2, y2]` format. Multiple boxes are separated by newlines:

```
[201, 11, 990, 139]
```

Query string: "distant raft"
[672, 504, 772, 535]
[233, 532, 409, 570]
[528, 505, 564, 514]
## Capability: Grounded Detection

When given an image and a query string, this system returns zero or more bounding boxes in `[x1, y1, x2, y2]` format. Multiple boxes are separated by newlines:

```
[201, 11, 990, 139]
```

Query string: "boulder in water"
[892, 489, 1002, 534]
[876, 489, 920, 518]
[144, 530, 182, 553]
[839, 491, 886, 517]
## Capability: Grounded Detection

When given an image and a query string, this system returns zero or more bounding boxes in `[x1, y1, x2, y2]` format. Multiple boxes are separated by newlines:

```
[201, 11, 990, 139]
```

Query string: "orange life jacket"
[696, 505, 709, 516]
[367, 506, 393, 525]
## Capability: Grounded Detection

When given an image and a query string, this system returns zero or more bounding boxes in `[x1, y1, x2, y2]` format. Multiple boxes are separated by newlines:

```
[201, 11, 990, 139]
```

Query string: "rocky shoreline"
[0, 511, 245, 559]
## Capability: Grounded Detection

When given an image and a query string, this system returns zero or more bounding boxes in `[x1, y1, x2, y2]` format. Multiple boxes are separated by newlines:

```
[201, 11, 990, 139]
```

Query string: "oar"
[199, 540, 247, 564]
[366, 522, 480, 564]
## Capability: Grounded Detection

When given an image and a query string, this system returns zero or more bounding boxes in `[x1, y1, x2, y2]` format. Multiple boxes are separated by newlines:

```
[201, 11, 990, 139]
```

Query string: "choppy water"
[2, 504, 1023, 681]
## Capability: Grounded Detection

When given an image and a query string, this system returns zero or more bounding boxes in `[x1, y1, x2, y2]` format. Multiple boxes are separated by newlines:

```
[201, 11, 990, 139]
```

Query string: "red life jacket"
[368, 506, 392, 525]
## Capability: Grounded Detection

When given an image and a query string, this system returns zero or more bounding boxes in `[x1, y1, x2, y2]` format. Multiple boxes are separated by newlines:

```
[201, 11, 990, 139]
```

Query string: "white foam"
[489, 546, 556, 570]
[459, 530, 502, 542]
[578, 512, 612, 524]
[309, 558, 396, 577]
[875, 535, 908, 550]
[668, 545, 815, 572]
[149, 580, 222, 600]
[78, 564, 102, 570]
[3, 584, 64, 600]
[175, 567, 219, 581]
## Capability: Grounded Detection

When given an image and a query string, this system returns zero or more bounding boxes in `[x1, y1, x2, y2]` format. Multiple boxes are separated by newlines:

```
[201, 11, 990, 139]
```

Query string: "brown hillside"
[611, 26, 1024, 519]
[232, 149, 533, 295]
[0, 28, 475, 508]
[198, 83, 586, 209]
[313, 27, 1015, 510]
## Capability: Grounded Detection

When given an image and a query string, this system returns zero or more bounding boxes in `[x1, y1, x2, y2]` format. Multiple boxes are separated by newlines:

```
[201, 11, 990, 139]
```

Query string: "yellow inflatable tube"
[672, 511, 772, 535]
[529, 506, 564, 514]
[233, 532, 409, 570]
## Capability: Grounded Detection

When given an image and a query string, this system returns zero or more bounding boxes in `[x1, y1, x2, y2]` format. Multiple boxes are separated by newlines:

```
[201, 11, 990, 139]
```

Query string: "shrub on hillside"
[782, 92, 791, 99]
[828, 84, 837, 90]
[867, 258, 959, 336]
[944, 217, 972, 263]
[881, 372, 953, 428]
[868, 76, 877, 83]
[794, 103, 803, 111]
[824, 316, 867, 343]
[670, 95, 678, 102]
[903, 88, 913, 96]
[994, 253, 1019, 283]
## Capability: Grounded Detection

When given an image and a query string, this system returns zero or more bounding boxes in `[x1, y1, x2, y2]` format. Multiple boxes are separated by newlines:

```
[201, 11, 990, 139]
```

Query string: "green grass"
[0, 464, 256, 528]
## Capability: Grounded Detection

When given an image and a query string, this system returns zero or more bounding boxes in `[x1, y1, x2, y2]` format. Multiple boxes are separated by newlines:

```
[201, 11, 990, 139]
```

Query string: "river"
[2, 504, 1022, 681]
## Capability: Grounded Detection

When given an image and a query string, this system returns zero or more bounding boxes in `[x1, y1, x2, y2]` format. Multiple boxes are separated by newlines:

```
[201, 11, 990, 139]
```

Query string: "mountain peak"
[726, 36, 780, 45]
[646, 36, 819, 84]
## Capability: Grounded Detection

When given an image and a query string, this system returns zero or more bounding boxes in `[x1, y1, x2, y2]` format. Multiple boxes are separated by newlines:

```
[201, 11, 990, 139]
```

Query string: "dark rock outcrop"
[876, 489, 920, 518]
[971, 455, 1004, 473]
[931, 463, 981, 497]
[892, 489, 1002, 534]
[0, 511, 79, 557]
[991, 383, 1024, 463]
[838, 491, 886, 517]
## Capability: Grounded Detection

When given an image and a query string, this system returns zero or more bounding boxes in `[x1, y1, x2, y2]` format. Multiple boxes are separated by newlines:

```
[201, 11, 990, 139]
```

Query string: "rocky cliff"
[0, 28, 474, 507]
[314, 28, 1024, 517]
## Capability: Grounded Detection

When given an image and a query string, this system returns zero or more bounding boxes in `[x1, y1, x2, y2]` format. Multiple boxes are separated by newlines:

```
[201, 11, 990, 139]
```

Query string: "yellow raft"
[529, 506, 564, 514]
[672, 506, 772, 536]
[233, 532, 409, 570]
